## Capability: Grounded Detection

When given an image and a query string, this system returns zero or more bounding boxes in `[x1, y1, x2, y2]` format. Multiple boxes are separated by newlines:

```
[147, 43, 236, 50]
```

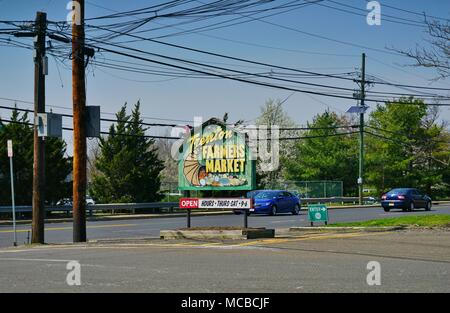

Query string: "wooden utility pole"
[31, 12, 47, 244]
[72, 0, 87, 242]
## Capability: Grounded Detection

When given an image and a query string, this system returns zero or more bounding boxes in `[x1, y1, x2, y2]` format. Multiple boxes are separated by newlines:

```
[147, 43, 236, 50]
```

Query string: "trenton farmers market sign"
[178, 119, 256, 190]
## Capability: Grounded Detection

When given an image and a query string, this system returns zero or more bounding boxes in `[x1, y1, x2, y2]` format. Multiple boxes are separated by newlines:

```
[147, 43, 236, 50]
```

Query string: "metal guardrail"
[1, 197, 449, 215]
[0, 197, 374, 214]
[0, 202, 179, 214]
[302, 197, 377, 204]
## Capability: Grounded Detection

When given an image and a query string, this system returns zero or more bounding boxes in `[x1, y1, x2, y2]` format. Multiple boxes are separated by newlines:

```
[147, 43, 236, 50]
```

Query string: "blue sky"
[0, 0, 449, 153]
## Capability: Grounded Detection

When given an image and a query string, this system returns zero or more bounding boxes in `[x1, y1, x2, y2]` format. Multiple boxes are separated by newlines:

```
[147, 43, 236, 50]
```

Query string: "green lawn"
[329, 214, 450, 228]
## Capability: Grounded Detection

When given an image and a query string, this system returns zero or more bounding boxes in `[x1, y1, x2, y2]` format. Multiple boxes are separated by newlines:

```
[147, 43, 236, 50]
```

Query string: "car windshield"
[388, 188, 410, 194]
[246, 191, 260, 198]
[254, 191, 278, 199]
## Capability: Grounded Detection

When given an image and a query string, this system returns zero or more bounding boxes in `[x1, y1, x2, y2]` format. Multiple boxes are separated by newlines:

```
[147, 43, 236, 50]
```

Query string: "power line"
[0, 118, 182, 140]
[0, 96, 194, 124]
[135, 19, 359, 58]
[190, 0, 403, 57]
[365, 125, 450, 145]
[0, 102, 361, 131]
[0, 117, 360, 141]
[364, 130, 449, 166]
[82, 23, 357, 81]
[321, 0, 426, 28]
[5, 26, 450, 103]
[87, 43, 450, 105]
[366, 0, 450, 23]
[77, 24, 450, 97]
[0, 103, 187, 128]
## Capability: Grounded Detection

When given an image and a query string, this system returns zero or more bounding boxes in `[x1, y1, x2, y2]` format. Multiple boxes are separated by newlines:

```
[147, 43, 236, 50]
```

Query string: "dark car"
[235, 190, 301, 216]
[381, 188, 432, 212]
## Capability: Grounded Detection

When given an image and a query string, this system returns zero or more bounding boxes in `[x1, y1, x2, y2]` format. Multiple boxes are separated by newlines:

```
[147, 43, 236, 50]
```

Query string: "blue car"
[242, 190, 301, 215]
[381, 188, 432, 212]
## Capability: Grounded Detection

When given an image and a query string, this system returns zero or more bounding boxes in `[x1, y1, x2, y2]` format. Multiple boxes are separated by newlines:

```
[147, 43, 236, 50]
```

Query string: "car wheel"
[270, 205, 277, 216]
[425, 201, 432, 211]
[292, 204, 300, 215]
[409, 201, 415, 212]
[383, 207, 390, 212]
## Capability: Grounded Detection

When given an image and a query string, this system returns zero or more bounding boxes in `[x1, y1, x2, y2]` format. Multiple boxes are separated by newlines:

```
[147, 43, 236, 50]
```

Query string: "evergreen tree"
[0, 110, 34, 205]
[0, 108, 72, 205]
[90, 102, 164, 203]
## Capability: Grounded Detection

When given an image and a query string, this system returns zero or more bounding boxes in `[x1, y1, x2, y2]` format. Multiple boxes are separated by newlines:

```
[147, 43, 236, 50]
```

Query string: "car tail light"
[398, 195, 405, 200]
[381, 195, 386, 200]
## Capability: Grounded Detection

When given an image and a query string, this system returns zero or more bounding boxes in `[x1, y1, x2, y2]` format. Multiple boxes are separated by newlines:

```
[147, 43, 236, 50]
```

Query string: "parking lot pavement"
[0, 229, 449, 292]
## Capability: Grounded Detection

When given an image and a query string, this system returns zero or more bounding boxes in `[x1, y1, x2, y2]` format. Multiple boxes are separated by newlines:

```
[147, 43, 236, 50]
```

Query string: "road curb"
[0, 210, 235, 226]
[160, 228, 275, 240]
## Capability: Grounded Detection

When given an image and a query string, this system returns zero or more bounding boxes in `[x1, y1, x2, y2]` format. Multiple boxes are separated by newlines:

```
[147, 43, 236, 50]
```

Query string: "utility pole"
[14, 12, 70, 244]
[32, 12, 47, 244]
[72, 0, 87, 242]
[358, 53, 366, 206]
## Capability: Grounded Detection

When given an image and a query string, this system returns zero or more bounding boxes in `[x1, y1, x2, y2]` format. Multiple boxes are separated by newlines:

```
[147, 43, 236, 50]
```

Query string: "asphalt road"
[1, 204, 450, 248]
[0, 229, 449, 292]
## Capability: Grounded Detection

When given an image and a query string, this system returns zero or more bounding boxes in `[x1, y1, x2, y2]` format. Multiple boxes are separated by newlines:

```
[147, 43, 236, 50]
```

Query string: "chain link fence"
[161, 180, 343, 199]
[264, 180, 344, 198]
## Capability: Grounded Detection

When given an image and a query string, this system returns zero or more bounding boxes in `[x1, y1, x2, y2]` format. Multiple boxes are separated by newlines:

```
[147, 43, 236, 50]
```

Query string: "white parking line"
[0, 258, 72, 263]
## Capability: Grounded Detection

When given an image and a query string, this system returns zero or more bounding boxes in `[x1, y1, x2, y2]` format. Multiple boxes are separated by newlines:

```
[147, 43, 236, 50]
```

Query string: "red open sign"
[179, 198, 199, 209]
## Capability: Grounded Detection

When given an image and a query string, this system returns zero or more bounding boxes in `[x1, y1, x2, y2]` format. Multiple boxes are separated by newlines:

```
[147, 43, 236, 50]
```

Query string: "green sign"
[178, 118, 256, 191]
[308, 204, 329, 224]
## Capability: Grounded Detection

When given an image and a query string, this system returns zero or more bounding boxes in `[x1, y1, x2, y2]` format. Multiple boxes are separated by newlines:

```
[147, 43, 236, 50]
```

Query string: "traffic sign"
[7, 140, 13, 158]
[308, 204, 329, 225]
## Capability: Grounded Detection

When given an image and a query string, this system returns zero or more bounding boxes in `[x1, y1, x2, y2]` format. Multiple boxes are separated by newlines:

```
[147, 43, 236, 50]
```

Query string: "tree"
[0, 108, 72, 205]
[365, 97, 450, 197]
[155, 133, 179, 198]
[155, 133, 178, 183]
[396, 19, 449, 80]
[255, 98, 297, 188]
[90, 102, 165, 203]
[45, 134, 72, 204]
[0, 110, 33, 205]
[283, 111, 358, 195]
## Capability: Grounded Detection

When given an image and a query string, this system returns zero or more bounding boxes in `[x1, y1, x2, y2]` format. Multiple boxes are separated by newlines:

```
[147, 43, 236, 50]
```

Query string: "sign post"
[179, 198, 252, 228]
[179, 198, 198, 229]
[244, 209, 248, 229]
[308, 204, 329, 226]
[7, 140, 17, 246]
